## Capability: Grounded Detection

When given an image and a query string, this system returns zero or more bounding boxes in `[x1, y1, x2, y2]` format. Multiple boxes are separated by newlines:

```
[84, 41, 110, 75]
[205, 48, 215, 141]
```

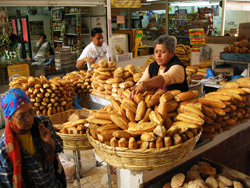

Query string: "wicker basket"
[87, 129, 202, 170]
[50, 109, 94, 151]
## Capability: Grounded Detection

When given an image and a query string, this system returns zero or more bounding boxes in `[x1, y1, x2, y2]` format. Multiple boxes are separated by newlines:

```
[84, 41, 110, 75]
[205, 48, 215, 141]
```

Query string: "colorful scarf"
[1, 88, 31, 188]
[0, 87, 30, 120]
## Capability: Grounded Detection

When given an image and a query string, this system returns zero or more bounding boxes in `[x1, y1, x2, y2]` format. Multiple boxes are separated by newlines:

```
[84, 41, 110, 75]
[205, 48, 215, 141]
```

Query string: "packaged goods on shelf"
[54, 47, 76, 71]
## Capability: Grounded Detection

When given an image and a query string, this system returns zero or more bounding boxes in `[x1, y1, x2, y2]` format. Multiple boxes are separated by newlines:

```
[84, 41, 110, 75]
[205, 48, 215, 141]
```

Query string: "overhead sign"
[111, 0, 141, 8]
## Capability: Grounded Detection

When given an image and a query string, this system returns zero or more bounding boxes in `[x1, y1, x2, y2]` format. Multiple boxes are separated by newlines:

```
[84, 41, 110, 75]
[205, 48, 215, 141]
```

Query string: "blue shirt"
[0, 115, 65, 188]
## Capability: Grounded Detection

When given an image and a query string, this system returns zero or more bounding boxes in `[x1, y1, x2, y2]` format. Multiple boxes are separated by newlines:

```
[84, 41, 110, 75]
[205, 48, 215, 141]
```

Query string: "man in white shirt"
[33, 34, 50, 60]
[76, 27, 111, 71]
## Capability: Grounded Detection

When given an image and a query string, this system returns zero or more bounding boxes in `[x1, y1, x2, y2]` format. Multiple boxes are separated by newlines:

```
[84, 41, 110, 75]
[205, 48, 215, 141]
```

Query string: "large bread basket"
[50, 109, 94, 151]
[87, 129, 202, 170]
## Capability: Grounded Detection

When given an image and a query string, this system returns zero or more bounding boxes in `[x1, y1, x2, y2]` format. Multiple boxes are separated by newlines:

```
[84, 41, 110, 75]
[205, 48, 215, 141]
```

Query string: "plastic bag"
[58, 153, 76, 183]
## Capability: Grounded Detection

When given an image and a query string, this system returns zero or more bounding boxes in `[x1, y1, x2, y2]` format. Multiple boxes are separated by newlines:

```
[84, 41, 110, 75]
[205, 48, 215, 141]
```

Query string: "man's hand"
[84, 57, 96, 65]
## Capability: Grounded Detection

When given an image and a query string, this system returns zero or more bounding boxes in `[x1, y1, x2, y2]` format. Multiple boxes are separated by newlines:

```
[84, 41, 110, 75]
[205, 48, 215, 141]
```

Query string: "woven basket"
[50, 109, 94, 151]
[87, 129, 202, 170]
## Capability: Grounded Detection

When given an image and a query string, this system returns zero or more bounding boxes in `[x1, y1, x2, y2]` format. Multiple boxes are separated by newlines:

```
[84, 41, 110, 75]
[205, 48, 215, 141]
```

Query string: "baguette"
[204, 92, 233, 101]
[164, 117, 173, 129]
[121, 102, 137, 114]
[176, 112, 204, 126]
[203, 116, 214, 125]
[141, 132, 156, 142]
[167, 100, 179, 112]
[138, 108, 152, 123]
[200, 132, 215, 139]
[169, 90, 181, 96]
[96, 123, 119, 133]
[88, 117, 113, 125]
[126, 108, 136, 122]
[198, 98, 226, 109]
[149, 111, 164, 125]
[174, 90, 199, 102]
[110, 137, 119, 147]
[118, 138, 128, 148]
[133, 93, 144, 104]
[153, 125, 167, 138]
[210, 107, 226, 116]
[128, 122, 156, 135]
[113, 130, 132, 139]
[156, 137, 164, 148]
[135, 100, 146, 121]
[164, 136, 172, 147]
[157, 100, 168, 120]
[202, 125, 215, 133]
[147, 93, 160, 107]
[172, 121, 200, 129]
[97, 130, 117, 142]
[177, 105, 204, 118]
[122, 96, 137, 108]
[160, 91, 174, 102]
[165, 125, 180, 137]
[89, 123, 99, 140]
[109, 112, 129, 130]
[110, 97, 121, 112]
[94, 111, 111, 120]
[202, 105, 217, 119]
[128, 137, 138, 149]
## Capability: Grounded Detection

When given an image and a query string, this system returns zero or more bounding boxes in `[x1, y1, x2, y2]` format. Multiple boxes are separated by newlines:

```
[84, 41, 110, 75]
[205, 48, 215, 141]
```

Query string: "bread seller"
[0, 88, 66, 188]
[130, 35, 188, 99]
[76, 27, 111, 71]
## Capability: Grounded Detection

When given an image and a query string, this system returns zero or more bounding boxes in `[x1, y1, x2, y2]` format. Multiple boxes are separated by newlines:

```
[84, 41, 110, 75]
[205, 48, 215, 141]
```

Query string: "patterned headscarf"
[0, 87, 31, 119]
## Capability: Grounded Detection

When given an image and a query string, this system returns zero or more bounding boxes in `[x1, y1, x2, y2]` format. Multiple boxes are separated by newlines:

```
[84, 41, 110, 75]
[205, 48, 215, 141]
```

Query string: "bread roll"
[149, 111, 164, 125]
[126, 108, 136, 122]
[113, 130, 132, 139]
[153, 125, 167, 138]
[173, 134, 182, 145]
[110, 137, 119, 147]
[122, 96, 137, 108]
[124, 64, 136, 75]
[164, 136, 172, 147]
[135, 100, 146, 121]
[97, 123, 119, 133]
[118, 138, 128, 148]
[160, 91, 174, 103]
[94, 111, 111, 120]
[138, 108, 152, 123]
[156, 137, 164, 148]
[121, 102, 137, 114]
[178, 105, 204, 118]
[202, 105, 217, 119]
[107, 61, 117, 68]
[141, 132, 156, 142]
[157, 100, 168, 120]
[110, 97, 121, 112]
[149, 141, 156, 149]
[140, 141, 149, 149]
[204, 92, 233, 101]
[147, 93, 160, 107]
[198, 98, 226, 109]
[176, 112, 204, 126]
[109, 112, 129, 130]
[128, 122, 156, 135]
[88, 117, 113, 125]
[174, 90, 199, 102]
[133, 93, 144, 104]
[169, 90, 181, 96]
[167, 100, 179, 112]
[172, 121, 200, 129]
[128, 137, 138, 149]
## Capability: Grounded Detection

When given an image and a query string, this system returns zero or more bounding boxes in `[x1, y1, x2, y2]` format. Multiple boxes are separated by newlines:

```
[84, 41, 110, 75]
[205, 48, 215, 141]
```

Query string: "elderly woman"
[0, 88, 66, 188]
[130, 35, 188, 98]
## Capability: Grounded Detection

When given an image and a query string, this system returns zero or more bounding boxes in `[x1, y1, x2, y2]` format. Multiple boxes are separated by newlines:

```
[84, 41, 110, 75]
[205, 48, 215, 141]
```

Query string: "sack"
[58, 153, 76, 183]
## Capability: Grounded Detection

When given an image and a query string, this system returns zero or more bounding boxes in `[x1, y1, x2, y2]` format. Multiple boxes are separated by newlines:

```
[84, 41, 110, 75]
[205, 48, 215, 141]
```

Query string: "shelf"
[53, 40, 63, 42]
[51, 7, 64, 11]
[81, 33, 90, 36]
[170, 18, 191, 20]
[65, 13, 90, 16]
[66, 33, 79, 36]
[53, 19, 62, 21]
[53, 30, 61, 32]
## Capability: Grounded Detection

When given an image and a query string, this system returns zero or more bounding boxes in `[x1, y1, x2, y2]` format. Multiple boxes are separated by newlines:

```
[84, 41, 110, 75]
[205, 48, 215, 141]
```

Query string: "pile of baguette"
[53, 111, 88, 134]
[144, 55, 155, 67]
[175, 44, 191, 67]
[198, 78, 250, 139]
[88, 89, 204, 149]
[223, 40, 250, 54]
[9, 76, 75, 116]
[91, 59, 138, 100]
[63, 70, 92, 98]
[163, 160, 244, 188]
[186, 60, 212, 76]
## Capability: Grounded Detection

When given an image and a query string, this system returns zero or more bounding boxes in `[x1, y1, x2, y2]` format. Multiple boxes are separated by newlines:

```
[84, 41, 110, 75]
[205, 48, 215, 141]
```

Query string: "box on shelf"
[115, 52, 133, 62]
[239, 22, 250, 41]
[213, 67, 234, 76]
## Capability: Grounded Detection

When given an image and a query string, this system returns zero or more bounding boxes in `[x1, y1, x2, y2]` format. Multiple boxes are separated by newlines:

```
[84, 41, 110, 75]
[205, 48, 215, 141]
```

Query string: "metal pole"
[166, 0, 169, 35]
[220, 0, 227, 36]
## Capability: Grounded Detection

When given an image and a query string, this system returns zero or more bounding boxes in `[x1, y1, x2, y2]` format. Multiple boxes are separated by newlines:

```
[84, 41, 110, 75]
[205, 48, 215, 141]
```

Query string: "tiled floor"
[0, 128, 117, 188]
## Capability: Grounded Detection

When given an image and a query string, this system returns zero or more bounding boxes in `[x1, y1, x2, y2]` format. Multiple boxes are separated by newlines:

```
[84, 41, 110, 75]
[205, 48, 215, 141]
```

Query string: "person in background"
[76, 27, 111, 71]
[130, 35, 188, 99]
[0, 88, 66, 188]
[3, 33, 21, 61]
[33, 34, 50, 59]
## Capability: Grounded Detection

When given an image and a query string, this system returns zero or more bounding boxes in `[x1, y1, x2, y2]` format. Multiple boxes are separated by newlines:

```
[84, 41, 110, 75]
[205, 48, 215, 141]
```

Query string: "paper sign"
[7, 64, 30, 80]
[113, 0, 141, 8]
[11, 20, 17, 35]
[116, 15, 125, 24]
[189, 28, 205, 52]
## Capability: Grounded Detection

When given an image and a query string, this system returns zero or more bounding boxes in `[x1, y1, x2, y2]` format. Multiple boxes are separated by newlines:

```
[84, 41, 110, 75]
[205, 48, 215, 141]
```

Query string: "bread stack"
[223, 39, 250, 54]
[175, 44, 191, 66]
[186, 60, 212, 77]
[163, 160, 244, 188]
[63, 70, 92, 99]
[9, 76, 76, 117]
[91, 59, 117, 99]
[144, 55, 155, 67]
[197, 80, 250, 139]
[88, 89, 203, 149]
[53, 111, 88, 134]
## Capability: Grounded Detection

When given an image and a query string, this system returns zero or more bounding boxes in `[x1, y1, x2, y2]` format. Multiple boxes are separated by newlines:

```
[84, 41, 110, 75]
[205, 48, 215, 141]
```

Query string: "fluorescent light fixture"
[170, 2, 219, 6]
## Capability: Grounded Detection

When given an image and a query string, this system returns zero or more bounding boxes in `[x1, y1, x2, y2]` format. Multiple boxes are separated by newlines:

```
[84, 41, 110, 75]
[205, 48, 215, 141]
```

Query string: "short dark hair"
[40, 34, 47, 40]
[91, 27, 103, 37]
[9, 34, 19, 45]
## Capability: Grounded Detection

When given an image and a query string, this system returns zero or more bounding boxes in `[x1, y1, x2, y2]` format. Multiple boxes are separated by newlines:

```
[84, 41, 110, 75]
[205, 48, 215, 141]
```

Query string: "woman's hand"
[129, 81, 148, 99]
[38, 123, 56, 150]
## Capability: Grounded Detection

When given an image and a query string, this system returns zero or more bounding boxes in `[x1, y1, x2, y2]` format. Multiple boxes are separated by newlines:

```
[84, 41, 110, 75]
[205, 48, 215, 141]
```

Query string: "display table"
[116, 121, 250, 187]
